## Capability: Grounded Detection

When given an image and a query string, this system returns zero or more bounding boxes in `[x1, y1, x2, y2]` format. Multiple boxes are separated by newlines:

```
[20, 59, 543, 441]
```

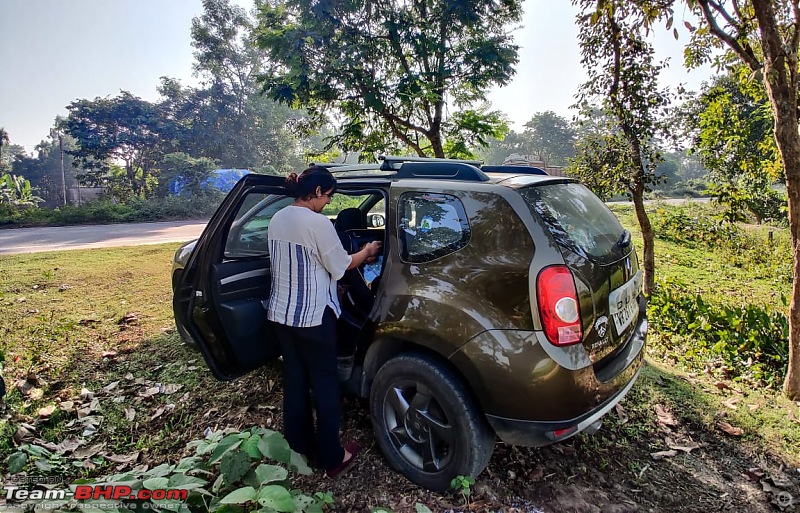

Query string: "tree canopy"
[571, 0, 673, 296]
[253, 0, 521, 158]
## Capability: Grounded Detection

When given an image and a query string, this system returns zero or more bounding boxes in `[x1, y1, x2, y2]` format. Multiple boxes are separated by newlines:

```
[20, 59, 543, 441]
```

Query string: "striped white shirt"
[266, 205, 352, 327]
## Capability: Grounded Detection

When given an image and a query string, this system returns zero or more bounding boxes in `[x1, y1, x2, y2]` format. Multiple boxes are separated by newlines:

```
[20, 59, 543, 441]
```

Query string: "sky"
[0, 0, 713, 154]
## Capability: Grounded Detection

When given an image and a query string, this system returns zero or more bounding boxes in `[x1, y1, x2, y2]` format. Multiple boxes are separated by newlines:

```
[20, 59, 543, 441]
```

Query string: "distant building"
[68, 186, 105, 205]
[502, 154, 566, 177]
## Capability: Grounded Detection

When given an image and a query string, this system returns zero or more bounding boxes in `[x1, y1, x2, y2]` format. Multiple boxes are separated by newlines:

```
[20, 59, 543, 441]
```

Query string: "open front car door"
[174, 174, 289, 380]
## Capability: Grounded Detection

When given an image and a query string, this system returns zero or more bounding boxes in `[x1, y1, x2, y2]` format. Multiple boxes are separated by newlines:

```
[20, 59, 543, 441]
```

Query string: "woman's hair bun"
[284, 172, 299, 192]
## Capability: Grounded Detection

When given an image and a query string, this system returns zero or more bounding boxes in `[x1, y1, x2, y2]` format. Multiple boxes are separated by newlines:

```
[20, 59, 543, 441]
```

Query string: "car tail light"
[537, 265, 583, 346]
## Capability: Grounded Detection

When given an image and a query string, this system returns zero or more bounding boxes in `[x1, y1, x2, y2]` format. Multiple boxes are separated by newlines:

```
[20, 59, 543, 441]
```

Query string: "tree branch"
[696, 0, 762, 71]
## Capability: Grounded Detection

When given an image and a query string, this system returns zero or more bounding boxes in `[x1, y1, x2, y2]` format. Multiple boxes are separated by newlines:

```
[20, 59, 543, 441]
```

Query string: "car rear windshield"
[520, 182, 627, 264]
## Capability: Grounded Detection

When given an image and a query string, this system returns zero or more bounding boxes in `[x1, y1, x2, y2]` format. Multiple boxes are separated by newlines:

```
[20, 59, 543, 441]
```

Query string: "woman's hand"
[364, 241, 382, 262]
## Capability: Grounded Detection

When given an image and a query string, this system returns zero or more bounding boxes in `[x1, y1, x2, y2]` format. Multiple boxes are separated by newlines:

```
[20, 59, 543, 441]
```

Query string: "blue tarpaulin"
[169, 168, 249, 195]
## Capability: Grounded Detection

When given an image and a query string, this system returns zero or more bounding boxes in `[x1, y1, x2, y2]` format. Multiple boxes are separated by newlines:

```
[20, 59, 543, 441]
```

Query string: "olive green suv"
[171, 156, 646, 491]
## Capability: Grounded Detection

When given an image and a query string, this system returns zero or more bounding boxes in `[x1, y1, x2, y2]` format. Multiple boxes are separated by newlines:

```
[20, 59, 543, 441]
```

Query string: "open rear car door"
[173, 174, 290, 380]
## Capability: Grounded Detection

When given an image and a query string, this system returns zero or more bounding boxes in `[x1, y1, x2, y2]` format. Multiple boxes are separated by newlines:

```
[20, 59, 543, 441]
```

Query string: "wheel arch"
[358, 336, 487, 421]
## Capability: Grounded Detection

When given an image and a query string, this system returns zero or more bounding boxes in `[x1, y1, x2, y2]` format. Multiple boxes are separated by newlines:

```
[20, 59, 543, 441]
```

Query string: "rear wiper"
[616, 230, 631, 248]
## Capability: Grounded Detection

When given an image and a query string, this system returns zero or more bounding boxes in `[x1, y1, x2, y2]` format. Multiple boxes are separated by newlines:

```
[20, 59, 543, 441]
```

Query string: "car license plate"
[608, 270, 642, 334]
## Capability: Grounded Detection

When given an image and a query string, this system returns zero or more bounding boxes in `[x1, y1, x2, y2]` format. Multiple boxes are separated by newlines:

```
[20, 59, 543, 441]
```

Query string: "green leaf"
[149, 463, 175, 477]
[214, 505, 245, 513]
[257, 485, 296, 512]
[415, 504, 433, 513]
[211, 474, 225, 494]
[288, 451, 312, 475]
[143, 477, 170, 490]
[8, 452, 28, 473]
[255, 464, 288, 485]
[210, 439, 243, 465]
[35, 459, 52, 472]
[220, 450, 252, 485]
[257, 432, 291, 463]
[219, 486, 257, 505]
[241, 434, 262, 459]
[167, 474, 208, 490]
[174, 456, 203, 472]
[24, 444, 53, 458]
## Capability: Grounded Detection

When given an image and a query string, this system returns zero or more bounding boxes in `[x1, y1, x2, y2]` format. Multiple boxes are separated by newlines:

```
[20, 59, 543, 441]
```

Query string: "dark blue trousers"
[273, 307, 345, 471]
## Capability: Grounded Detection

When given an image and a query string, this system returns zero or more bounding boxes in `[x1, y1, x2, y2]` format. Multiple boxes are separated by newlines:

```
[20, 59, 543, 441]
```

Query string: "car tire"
[370, 352, 495, 491]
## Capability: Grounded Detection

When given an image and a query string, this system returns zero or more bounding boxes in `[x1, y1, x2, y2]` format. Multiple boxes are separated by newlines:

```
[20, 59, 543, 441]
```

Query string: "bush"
[649, 278, 789, 388]
[6, 427, 334, 512]
[652, 207, 747, 249]
[0, 193, 225, 228]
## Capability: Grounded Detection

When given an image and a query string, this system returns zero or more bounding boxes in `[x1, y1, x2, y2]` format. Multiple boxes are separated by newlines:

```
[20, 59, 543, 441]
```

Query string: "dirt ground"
[5, 340, 799, 513]
[182, 364, 800, 513]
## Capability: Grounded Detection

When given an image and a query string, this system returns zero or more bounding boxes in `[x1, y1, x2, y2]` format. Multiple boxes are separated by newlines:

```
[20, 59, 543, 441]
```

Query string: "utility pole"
[58, 133, 67, 206]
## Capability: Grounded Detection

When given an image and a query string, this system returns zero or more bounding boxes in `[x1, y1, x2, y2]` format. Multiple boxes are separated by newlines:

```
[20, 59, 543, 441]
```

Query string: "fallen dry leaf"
[104, 452, 140, 464]
[55, 436, 85, 455]
[745, 467, 766, 481]
[722, 397, 739, 410]
[101, 351, 118, 359]
[124, 408, 136, 422]
[33, 439, 59, 452]
[118, 312, 140, 325]
[59, 401, 75, 412]
[615, 404, 629, 424]
[713, 381, 732, 391]
[655, 404, 679, 427]
[650, 449, 678, 460]
[150, 404, 175, 421]
[101, 381, 120, 394]
[668, 442, 703, 453]
[138, 387, 160, 399]
[747, 404, 759, 412]
[80, 387, 94, 400]
[718, 421, 744, 436]
[161, 384, 182, 395]
[38, 405, 57, 418]
[73, 443, 106, 460]
[14, 425, 35, 444]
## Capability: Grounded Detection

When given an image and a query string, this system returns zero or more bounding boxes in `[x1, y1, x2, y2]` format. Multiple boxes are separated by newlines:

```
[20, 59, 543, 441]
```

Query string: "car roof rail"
[481, 165, 548, 176]
[378, 154, 483, 170]
[394, 162, 490, 181]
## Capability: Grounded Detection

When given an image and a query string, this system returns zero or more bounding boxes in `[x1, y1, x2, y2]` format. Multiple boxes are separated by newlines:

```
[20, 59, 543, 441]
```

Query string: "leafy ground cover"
[1, 204, 799, 512]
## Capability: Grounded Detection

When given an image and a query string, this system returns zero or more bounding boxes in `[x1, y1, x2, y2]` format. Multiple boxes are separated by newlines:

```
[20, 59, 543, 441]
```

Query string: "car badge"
[595, 316, 608, 338]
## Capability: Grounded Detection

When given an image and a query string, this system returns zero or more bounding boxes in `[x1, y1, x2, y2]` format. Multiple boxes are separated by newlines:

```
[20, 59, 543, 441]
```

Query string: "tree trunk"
[767, 91, 800, 400]
[631, 178, 655, 297]
[429, 133, 445, 158]
[750, 0, 800, 400]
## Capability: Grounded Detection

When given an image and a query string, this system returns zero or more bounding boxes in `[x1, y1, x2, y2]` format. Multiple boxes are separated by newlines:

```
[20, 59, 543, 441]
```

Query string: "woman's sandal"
[326, 441, 360, 478]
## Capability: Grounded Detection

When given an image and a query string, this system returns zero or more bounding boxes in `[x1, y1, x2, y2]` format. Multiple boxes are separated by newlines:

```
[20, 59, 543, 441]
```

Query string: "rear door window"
[398, 192, 470, 263]
[519, 183, 627, 264]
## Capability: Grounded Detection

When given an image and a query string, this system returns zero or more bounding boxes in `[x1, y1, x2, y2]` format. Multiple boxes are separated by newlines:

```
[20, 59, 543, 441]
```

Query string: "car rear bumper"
[486, 363, 642, 446]
[483, 316, 647, 446]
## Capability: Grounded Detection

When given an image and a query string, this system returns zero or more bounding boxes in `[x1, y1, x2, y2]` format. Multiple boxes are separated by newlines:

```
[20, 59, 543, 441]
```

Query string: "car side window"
[398, 192, 470, 263]
[224, 194, 293, 258]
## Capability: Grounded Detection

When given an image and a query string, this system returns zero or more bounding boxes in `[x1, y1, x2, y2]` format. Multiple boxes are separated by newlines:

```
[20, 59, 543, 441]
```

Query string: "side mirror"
[368, 213, 385, 227]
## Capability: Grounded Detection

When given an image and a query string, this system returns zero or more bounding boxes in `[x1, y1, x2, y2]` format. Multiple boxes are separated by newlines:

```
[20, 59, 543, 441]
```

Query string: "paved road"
[0, 197, 710, 256]
[0, 220, 207, 255]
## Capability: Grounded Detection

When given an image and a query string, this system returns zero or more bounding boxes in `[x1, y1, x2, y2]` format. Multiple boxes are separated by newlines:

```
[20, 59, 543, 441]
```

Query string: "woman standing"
[266, 166, 381, 478]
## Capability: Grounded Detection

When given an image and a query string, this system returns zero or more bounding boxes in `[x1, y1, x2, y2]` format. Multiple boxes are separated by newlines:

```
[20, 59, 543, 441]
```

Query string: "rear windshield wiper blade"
[616, 230, 631, 248]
